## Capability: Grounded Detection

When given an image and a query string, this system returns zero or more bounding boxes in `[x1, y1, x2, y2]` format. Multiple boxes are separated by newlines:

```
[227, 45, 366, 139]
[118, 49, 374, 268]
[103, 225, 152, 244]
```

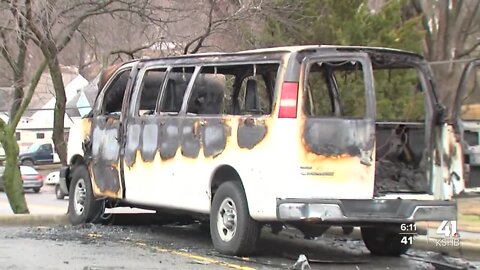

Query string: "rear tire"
[55, 184, 65, 200]
[210, 181, 260, 255]
[33, 188, 40, 193]
[68, 165, 104, 225]
[361, 226, 411, 256]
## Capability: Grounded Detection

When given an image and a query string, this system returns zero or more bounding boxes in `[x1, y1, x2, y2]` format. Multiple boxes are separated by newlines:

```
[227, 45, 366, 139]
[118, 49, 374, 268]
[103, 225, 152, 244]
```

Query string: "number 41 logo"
[436, 220, 458, 237]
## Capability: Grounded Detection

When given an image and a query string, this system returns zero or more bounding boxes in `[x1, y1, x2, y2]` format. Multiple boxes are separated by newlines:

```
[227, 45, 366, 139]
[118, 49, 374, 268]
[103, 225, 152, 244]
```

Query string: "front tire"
[68, 165, 104, 225]
[361, 226, 411, 256]
[210, 181, 260, 255]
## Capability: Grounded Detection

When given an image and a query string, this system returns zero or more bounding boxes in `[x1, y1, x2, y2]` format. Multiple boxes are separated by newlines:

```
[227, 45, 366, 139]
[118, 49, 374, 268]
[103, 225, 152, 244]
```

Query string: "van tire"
[68, 165, 103, 225]
[210, 181, 260, 255]
[361, 226, 410, 256]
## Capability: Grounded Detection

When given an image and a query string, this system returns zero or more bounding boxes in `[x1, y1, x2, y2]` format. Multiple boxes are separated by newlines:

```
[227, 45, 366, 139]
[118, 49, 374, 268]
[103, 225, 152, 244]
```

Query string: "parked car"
[45, 171, 60, 185]
[0, 165, 44, 193]
[19, 143, 55, 166]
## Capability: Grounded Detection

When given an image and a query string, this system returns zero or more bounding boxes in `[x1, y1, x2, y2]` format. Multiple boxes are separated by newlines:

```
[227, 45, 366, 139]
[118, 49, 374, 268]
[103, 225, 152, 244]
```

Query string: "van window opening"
[102, 69, 131, 115]
[374, 67, 425, 122]
[186, 63, 279, 115]
[159, 66, 195, 113]
[136, 68, 167, 116]
[305, 60, 366, 118]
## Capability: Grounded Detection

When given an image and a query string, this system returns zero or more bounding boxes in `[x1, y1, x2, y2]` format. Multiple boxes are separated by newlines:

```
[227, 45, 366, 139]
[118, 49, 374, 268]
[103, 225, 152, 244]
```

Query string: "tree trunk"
[0, 126, 29, 214]
[47, 53, 68, 165]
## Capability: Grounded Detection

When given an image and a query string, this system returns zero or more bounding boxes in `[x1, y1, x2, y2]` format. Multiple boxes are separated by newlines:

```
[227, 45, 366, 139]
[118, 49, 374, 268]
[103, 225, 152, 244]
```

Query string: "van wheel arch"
[66, 155, 87, 192]
[210, 165, 244, 199]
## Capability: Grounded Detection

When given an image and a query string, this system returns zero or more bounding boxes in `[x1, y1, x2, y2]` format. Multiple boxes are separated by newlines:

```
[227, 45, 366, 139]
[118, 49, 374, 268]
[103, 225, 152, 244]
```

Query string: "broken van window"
[305, 61, 366, 118]
[136, 69, 166, 116]
[186, 64, 278, 115]
[102, 69, 131, 115]
[374, 68, 425, 121]
[159, 67, 195, 113]
[459, 65, 480, 120]
[238, 72, 273, 115]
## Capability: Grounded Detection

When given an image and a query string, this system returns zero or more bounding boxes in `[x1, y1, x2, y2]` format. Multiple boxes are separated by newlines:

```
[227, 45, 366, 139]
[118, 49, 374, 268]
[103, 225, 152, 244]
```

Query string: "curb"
[0, 214, 69, 226]
[326, 227, 480, 260]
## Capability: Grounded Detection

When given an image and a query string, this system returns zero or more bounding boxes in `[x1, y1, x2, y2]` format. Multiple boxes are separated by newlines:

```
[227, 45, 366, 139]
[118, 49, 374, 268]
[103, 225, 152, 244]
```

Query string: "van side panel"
[122, 116, 274, 216]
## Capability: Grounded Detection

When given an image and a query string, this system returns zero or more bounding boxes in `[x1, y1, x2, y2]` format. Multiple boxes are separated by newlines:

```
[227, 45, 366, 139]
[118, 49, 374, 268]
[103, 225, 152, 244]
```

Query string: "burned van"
[60, 46, 468, 256]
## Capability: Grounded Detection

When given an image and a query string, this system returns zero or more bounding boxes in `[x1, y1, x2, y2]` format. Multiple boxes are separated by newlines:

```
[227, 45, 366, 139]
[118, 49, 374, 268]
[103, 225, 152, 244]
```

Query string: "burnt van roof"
[136, 45, 424, 64]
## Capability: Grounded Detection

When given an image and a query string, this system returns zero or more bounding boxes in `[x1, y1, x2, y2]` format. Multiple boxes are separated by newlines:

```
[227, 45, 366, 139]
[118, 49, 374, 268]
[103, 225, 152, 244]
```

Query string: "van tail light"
[278, 82, 299, 118]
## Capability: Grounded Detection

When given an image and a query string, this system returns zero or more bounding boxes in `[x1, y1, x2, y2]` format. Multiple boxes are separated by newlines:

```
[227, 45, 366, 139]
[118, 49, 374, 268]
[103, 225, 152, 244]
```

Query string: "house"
[0, 66, 94, 151]
[15, 74, 90, 150]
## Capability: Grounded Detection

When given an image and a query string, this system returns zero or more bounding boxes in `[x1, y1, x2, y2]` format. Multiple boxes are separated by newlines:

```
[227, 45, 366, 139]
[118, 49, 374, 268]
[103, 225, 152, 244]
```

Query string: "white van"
[60, 46, 470, 256]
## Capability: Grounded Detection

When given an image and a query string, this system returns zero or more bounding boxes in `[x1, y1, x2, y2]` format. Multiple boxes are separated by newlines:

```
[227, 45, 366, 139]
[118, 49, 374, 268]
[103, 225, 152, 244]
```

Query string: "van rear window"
[305, 60, 366, 118]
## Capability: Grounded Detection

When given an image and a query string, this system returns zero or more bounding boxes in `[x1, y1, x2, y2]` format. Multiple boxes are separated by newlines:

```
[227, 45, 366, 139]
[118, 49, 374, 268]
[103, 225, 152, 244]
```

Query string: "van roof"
[138, 45, 424, 63]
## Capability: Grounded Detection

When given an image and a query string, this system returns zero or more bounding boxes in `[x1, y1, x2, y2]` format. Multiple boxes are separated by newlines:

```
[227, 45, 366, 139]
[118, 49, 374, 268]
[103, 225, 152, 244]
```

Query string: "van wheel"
[361, 226, 410, 256]
[210, 181, 260, 255]
[68, 165, 103, 225]
[55, 184, 65, 200]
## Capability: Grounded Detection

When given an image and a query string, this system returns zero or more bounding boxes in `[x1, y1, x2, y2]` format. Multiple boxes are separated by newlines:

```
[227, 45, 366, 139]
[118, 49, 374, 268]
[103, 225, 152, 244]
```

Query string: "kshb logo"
[436, 220, 458, 237]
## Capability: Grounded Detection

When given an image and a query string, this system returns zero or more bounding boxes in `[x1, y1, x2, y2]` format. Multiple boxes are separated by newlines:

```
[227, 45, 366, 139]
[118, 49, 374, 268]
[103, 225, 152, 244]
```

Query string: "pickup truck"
[19, 143, 57, 166]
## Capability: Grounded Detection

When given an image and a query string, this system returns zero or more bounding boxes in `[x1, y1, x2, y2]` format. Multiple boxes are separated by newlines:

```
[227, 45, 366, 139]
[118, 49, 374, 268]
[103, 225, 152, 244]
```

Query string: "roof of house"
[0, 67, 79, 118]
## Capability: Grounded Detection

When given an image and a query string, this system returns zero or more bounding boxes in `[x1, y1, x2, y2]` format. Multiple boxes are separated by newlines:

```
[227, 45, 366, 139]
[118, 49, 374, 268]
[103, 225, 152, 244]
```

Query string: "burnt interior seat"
[244, 79, 261, 114]
[187, 75, 226, 115]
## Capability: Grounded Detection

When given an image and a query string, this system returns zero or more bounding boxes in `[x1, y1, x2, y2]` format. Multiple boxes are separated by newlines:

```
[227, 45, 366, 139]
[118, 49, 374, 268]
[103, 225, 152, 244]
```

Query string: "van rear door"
[298, 53, 376, 199]
[453, 59, 480, 192]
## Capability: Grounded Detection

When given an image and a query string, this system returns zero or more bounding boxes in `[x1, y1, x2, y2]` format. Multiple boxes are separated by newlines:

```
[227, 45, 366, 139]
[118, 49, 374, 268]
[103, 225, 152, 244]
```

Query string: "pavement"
[0, 164, 479, 261]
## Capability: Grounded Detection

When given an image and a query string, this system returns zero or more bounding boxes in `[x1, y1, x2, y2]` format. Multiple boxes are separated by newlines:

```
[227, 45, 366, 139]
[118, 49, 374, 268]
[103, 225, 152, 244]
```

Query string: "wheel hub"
[73, 178, 87, 215]
[216, 197, 237, 242]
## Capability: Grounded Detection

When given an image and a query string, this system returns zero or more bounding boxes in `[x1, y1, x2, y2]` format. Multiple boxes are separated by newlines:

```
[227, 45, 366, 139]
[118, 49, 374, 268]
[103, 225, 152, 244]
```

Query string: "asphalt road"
[1, 217, 479, 270]
[0, 167, 479, 269]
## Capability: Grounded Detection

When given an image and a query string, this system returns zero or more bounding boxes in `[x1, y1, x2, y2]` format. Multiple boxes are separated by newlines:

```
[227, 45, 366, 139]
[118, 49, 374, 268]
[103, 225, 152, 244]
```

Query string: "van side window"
[305, 61, 366, 118]
[136, 69, 167, 115]
[159, 67, 195, 113]
[186, 64, 278, 115]
[102, 69, 131, 115]
[238, 71, 274, 115]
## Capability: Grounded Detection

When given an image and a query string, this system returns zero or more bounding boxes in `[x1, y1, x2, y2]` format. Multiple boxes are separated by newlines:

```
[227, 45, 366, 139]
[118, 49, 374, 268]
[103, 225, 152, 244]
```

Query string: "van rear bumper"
[277, 199, 456, 223]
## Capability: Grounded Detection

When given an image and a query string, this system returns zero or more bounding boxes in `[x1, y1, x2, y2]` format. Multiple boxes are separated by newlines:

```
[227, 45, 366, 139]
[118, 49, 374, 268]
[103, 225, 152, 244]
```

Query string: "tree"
[257, 0, 424, 119]
[25, 0, 174, 165]
[408, 0, 480, 110]
[0, 0, 47, 213]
